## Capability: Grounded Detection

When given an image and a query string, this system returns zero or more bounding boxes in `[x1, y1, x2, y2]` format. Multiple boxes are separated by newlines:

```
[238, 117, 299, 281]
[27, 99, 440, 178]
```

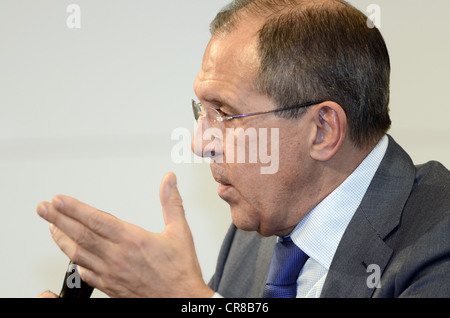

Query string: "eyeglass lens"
[192, 100, 223, 132]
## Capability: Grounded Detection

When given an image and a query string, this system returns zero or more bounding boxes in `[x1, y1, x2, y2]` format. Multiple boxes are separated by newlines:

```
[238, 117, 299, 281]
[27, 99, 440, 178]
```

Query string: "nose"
[191, 117, 223, 159]
[191, 118, 205, 157]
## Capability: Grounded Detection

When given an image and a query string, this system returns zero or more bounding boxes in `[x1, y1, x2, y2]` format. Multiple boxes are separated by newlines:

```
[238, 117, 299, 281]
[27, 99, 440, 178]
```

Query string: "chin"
[229, 205, 276, 237]
[229, 205, 259, 231]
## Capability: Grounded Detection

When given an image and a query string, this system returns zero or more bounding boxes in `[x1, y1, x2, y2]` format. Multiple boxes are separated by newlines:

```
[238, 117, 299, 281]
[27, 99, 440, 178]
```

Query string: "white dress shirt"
[290, 135, 389, 297]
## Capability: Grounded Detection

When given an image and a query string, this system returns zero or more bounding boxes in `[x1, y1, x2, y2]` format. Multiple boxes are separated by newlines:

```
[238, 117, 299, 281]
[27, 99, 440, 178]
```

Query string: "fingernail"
[49, 223, 56, 235]
[169, 173, 178, 188]
[37, 204, 47, 218]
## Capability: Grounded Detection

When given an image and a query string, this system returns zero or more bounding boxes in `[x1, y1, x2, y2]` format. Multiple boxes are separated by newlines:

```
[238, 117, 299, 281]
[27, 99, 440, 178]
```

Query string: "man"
[38, 0, 449, 298]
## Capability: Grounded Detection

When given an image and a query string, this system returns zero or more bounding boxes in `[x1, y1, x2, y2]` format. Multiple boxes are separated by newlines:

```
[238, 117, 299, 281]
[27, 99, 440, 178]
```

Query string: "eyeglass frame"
[191, 99, 326, 125]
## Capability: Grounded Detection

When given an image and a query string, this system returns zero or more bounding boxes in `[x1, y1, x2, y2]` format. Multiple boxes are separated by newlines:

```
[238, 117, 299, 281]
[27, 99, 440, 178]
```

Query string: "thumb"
[38, 290, 58, 298]
[159, 172, 187, 229]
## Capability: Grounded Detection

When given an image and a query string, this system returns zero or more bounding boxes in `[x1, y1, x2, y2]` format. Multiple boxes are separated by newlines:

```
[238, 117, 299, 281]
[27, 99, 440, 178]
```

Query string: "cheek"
[224, 166, 265, 222]
[226, 163, 261, 203]
[227, 169, 282, 226]
[228, 179, 293, 236]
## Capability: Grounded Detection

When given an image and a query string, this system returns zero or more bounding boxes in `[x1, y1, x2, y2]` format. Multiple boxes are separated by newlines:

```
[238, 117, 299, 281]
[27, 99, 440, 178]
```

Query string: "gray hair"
[210, 0, 391, 148]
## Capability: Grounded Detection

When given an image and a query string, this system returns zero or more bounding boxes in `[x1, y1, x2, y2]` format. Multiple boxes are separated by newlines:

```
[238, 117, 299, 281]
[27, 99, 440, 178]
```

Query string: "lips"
[213, 175, 232, 188]
[213, 174, 231, 186]
[210, 164, 233, 197]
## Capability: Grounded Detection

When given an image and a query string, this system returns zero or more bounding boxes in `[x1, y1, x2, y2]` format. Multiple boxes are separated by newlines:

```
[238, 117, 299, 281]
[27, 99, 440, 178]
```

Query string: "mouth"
[213, 175, 231, 189]
[210, 165, 233, 198]
[217, 182, 232, 198]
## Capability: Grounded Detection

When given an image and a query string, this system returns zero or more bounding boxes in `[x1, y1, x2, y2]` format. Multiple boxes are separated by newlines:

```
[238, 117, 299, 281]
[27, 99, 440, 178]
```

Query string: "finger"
[38, 195, 123, 243]
[159, 172, 186, 229]
[39, 201, 92, 244]
[38, 201, 110, 258]
[52, 196, 123, 240]
[38, 290, 58, 298]
[77, 265, 102, 291]
[50, 224, 104, 270]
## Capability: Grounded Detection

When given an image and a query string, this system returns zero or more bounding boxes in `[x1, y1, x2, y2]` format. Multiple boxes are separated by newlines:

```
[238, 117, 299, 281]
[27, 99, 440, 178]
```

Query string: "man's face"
[192, 26, 317, 237]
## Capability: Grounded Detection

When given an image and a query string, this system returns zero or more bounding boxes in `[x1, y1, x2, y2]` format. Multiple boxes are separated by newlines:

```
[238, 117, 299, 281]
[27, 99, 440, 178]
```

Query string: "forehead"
[194, 22, 262, 107]
[204, 30, 259, 75]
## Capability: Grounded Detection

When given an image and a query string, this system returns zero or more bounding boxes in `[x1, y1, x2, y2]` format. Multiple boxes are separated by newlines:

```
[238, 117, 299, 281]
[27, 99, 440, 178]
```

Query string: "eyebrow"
[203, 97, 239, 114]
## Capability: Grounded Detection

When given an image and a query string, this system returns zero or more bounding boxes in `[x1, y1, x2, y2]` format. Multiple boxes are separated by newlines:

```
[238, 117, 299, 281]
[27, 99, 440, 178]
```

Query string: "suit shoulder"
[411, 160, 450, 213]
[414, 160, 450, 186]
[389, 160, 449, 247]
[381, 162, 450, 297]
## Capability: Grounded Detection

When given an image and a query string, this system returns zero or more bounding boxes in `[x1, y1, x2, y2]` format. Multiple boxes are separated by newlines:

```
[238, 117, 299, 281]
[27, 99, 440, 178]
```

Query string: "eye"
[217, 108, 230, 117]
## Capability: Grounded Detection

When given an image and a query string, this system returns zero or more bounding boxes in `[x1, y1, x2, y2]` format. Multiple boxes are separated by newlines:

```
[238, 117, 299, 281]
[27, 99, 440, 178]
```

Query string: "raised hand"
[36, 172, 214, 298]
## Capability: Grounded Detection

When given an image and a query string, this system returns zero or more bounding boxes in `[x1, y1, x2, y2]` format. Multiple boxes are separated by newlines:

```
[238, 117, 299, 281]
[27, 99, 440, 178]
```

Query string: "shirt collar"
[290, 135, 389, 269]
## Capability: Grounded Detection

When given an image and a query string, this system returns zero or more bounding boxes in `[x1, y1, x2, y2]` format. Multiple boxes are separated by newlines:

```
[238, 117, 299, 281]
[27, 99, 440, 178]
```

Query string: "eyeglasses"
[191, 99, 324, 132]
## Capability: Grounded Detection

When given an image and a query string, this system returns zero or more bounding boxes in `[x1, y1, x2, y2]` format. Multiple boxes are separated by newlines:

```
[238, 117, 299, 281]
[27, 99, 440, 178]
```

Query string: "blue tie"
[263, 236, 309, 298]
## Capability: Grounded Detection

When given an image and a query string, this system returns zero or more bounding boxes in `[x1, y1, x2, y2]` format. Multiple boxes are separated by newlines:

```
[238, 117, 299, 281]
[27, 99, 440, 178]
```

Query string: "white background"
[0, 0, 448, 297]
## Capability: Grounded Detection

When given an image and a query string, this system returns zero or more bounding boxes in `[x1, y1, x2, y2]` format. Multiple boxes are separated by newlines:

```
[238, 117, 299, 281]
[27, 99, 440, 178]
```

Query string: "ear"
[310, 101, 347, 161]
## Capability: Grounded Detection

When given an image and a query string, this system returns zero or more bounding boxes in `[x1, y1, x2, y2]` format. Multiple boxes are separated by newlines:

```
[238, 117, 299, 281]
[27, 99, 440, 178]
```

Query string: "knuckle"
[86, 210, 123, 242]
[75, 224, 91, 247]
[73, 226, 98, 260]
[50, 225, 61, 244]
[71, 244, 82, 264]
[87, 211, 104, 234]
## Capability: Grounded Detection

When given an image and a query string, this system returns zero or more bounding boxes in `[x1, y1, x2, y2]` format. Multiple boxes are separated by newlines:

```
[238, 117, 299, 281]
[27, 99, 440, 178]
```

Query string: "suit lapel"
[321, 136, 416, 297]
[215, 226, 277, 298]
[320, 208, 394, 297]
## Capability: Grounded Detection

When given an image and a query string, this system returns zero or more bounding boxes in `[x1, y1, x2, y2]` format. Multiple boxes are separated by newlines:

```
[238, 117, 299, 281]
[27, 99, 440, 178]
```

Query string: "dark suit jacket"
[208, 136, 450, 297]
